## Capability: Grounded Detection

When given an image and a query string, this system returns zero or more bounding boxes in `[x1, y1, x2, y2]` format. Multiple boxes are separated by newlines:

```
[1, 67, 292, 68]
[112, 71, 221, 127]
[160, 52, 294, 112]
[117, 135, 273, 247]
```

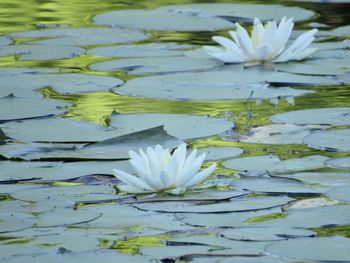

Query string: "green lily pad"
[326, 186, 350, 202]
[313, 40, 350, 51]
[0, 97, 71, 123]
[0, 45, 85, 61]
[2, 114, 233, 142]
[0, 36, 12, 46]
[93, 9, 234, 32]
[321, 25, 350, 38]
[221, 227, 315, 241]
[0, 160, 132, 182]
[222, 155, 329, 173]
[116, 72, 316, 101]
[0, 72, 123, 96]
[90, 57, 222, 75]
[227, 176, 330, 195]
[8, 27, 149, 46]
[136, 190, 249, 203]
[316, 49, 350, 59]
[196, 146, 243, 161]
[270, 107, 350, 126]
[157, 3, 314, 22]
[133, 196, 294, 213]
[0, 212, 35, 233]
[274, 58, 350, 76]
[272, 172, 350, 187]
[240, 124, 327, 144]
[303, 129, 350, 152]
[77, 203, 193, 231]
[256, 204, 350, 228]
[0, 126, 183, 160]
[326, 157, 350, 169]
[180, 207, 283, 228]
[265, 236, 350, 262]
[88, 43, 193, 58]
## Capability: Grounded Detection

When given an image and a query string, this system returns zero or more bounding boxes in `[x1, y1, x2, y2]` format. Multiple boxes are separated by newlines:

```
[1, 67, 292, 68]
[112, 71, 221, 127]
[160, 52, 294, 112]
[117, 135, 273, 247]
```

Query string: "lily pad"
[0, 212, 35, 233]
[0, 44, 85, 61]
[227, 176, 329, 195]
[274, 58, 350, 76]
[272, 172, 350, 187]
[303, 129, 350, 152]
[312, 40, 350, 51]
[0, 160, 132, 182]
[8, 27, 149, 46]
[265, 236, 350, 262]
[326, 186, 350, 202]
[1, 72, 123, 96]
[326, 157, 350, 169]
[220, 227, 315, 241]
[0, 126, 183, 160]
[90, 57, 222, 75]
[270, 107, 350, 126]
[88, 43, 193, 58]
[157, 3, 314, 22]
[133, 196, 294, 213]
[256, 204, 350, 228]
[240, 124, 327, 144]
[321, 25, 350, 38]
[222, 155, 329, 173]
[116, 73, 316, 101]
[0, 36, 12, 46]
[1, 113, 232, 142]
[93, 9, 234, 32]
[196, 146, 243, 161]
[180, 207, 283, 228]
[0, 97, 71, 123]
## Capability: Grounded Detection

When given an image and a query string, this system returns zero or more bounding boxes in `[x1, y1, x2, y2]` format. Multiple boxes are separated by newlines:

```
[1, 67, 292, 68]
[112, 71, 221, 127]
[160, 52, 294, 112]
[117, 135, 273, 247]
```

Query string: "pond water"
[0, 0, 350, 262]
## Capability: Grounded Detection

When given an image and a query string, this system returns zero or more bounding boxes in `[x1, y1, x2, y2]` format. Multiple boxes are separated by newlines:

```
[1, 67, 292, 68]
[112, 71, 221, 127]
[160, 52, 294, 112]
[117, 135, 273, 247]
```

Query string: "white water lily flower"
[113, 144, 217, 194]
[205, 17, 318, 64]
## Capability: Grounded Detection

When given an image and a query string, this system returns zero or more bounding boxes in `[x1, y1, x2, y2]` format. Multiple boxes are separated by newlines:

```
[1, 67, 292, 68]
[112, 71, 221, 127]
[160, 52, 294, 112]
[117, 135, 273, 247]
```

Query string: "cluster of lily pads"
[0, 2, 350, 263]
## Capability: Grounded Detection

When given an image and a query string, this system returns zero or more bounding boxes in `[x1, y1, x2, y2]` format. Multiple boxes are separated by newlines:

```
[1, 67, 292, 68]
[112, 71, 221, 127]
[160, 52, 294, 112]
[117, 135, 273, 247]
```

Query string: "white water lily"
[205, 17, 318, 64]
[113, 144, 217, 194]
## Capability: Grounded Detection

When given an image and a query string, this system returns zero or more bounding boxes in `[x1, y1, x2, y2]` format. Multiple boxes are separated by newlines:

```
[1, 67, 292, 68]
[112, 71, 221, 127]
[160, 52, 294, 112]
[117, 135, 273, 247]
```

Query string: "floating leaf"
[227, 176, 329, 195]
[116, 72, 317, 101]
[220, 227, 315, 241]
[303, 129, 350, 152]
[0, 97, 71, 123]
[133, 196, 294, 213]
[222, 155, 329, 173]
[0, 36, 12, 46]
[90, 57, 222, 75]
[240, 124, 327, 144]
[0, 44, 85, 61]
[88, 43, 194, 58]
[157, 3, 314, 22]
[326, 157, 350, 169]
[0, 160, 132, 182]
[196, 146, 243, 161]
[93, 9, 234, 32]
[0, 126, 183, 160]
[8, 27, 149, 46]
[265, 236, 350, 262]
[270, 107, 350, 126]
[272, 172, 350, 187]
[320, 25, 350, 38]
[0, 212, 35, 233]
[274, 58, 350, 76]
[0, 71, 123, 96]
[326, 186, 350, 202]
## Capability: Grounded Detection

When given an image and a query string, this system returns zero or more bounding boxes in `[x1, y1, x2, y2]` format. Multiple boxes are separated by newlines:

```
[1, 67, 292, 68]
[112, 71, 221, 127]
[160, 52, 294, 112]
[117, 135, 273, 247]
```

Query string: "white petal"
[212, 36, 246, 59]
[235, 23, 255, 58]
[176, 152, 206, 187]
[204, 46, 245, 63]
[183, 163, 217, 188]
[117, 184, 153, 194]
[159, 170, 173, 188]
[255, 43, 274, 61]
[272, 17, 294, 56]
[251, 18, 265, 49]
[275, 29, 317, 62]
[113, 169, 153, 191]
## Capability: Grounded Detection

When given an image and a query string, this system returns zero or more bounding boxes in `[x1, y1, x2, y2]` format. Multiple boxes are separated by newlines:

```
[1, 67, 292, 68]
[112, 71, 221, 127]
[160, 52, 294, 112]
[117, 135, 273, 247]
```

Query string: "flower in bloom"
[205, 17, 318, 64]
[113, 144, 216, 194]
